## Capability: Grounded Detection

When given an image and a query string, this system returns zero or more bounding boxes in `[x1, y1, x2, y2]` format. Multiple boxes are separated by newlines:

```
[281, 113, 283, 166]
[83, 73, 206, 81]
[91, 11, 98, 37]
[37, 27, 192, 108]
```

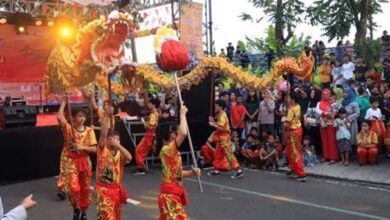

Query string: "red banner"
[0, 24, 55, 82]
[180, 2, 204, 59]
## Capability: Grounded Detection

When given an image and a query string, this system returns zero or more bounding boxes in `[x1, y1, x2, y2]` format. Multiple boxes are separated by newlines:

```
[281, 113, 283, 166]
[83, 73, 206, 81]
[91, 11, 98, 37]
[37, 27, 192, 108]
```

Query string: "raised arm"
[98, 105, 114, 148]
[99, 116, 110, 148]
[175, 105, 188, 147]
[110, 137, 132, 164]
[57, 99, 68, 127]
[88, 95, 98, 111]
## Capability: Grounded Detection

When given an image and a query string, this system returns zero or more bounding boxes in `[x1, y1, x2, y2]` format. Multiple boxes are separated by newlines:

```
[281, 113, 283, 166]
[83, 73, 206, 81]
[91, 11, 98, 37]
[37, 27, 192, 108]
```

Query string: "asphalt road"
[1, 168, 390, 220]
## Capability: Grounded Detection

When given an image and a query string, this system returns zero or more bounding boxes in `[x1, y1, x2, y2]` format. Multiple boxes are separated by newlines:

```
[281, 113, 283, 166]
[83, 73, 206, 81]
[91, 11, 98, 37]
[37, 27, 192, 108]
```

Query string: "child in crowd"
[249, 127, 259, 139]
[383, 90, 390, 123]
[384, 122, 390, 158]
[231, 130, 244, 163]
[259, 134, 278, 170]
[319, 57, 332, 88]
[241, 134, 256, 166]
[357, 120, 379, 165]
[302, 136, 319, 167]
[333, 108, 352, 166]
[365, 97, 386, 148]
[244, 138, 262, 168]
[332, 60, 343, 87]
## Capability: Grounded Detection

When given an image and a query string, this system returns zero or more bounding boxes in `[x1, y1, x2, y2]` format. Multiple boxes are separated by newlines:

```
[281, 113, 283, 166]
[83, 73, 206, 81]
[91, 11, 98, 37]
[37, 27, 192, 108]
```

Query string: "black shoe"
[80, 212, 87, 220]
[73, 208, 81, 220]
[296, 176, 307, 182]
[286, 171, 293, 176]
[230, 171, 244, 179]
[207, 171, 220, 176]
[57, 190, 66, 200]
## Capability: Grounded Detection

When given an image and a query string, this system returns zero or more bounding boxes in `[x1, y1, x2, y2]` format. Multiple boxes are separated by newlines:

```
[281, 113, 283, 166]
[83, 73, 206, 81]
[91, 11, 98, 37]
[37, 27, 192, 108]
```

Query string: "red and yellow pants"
[286, 127, 306, 177]
[57, 149, 66, 191]
[200, 145, 229, 171]
[371, 120, 385, 147]
[94, 182, 128, 220]
[135, 131, 155, 169]
[158, 183, 189, 220]
[357, 146, 378, 165]
[63, 154, 92, 211]
[214, 133, 240, 171]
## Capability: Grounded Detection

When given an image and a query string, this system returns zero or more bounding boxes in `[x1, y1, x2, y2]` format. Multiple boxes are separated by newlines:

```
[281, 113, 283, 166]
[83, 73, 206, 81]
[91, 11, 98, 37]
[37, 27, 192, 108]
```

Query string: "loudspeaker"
[0, 106, 37, 128]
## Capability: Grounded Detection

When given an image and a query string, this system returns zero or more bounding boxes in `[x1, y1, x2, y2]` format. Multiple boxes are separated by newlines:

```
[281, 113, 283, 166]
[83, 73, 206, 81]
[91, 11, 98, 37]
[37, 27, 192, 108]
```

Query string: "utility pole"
[204, 0, 209, 55]
[208, 0, 213, 56]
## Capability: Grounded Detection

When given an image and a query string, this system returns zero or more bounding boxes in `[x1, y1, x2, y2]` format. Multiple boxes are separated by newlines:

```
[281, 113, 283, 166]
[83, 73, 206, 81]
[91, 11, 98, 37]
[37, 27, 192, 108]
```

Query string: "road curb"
[277, 168, 390, 188]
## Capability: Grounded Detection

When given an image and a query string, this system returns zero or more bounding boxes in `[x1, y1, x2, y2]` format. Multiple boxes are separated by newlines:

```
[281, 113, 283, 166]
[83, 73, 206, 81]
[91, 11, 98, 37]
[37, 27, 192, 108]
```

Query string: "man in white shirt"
[0, 195, 37, 220]
[341, 55, 355, 87]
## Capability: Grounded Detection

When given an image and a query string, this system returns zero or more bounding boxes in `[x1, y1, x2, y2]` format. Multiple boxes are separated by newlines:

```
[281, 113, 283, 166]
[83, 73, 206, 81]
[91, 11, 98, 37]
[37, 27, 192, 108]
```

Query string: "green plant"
[245, 25, 310, 58]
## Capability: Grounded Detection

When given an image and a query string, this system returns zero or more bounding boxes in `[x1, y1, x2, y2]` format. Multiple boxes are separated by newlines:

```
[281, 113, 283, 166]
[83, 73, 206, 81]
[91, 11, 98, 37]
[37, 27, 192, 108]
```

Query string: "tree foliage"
[245, 25, 310, 58]
[307, 0, 387, 42]
[241, 0, 305, 56]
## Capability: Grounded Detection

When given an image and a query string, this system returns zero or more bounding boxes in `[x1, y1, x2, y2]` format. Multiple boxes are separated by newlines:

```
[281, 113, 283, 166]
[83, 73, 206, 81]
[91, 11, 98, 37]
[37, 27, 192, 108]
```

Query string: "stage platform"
[0, 111, 209, 181]
[1, 168, 390, 220]
[0, 115, 135, 181]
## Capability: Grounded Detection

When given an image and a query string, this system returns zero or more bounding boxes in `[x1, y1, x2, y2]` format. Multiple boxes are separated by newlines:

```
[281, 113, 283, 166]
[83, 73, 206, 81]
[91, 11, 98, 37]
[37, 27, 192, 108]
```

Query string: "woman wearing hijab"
[316, 89, 339, 163]
[304, 88, 322, 156]
[342, 87, 360, 146]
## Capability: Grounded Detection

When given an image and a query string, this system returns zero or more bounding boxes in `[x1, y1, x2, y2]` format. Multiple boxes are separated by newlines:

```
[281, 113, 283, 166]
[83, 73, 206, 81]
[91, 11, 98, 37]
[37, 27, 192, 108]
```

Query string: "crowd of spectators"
[204, 36, 390, 170]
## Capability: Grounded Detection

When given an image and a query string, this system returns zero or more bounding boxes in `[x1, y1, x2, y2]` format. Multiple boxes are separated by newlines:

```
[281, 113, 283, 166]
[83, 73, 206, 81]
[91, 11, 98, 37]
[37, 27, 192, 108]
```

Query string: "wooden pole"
[65, 94, 76, 152]
[107, 73, 114, 133]
[173, 72, 203, 193]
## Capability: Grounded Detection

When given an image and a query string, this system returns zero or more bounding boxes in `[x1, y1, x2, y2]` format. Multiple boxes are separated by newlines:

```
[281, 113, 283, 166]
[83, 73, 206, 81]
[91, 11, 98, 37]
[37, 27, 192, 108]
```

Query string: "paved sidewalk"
[280, 156, 390, 186]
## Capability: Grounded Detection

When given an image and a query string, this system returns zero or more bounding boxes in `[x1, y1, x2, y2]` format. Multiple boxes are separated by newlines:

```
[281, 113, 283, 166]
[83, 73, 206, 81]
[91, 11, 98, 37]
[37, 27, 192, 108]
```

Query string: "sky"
[134, 0, 390, 63]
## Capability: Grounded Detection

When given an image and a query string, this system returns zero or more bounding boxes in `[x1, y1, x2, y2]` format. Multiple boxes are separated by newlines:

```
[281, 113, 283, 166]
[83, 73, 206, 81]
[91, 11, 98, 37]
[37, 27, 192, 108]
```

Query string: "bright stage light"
[18, 26, 25, 33]
[35, 20, 42, 26]
[60, 26, 72, 38]
[0, 18, 6, 24]
[47, 20, 54, 27]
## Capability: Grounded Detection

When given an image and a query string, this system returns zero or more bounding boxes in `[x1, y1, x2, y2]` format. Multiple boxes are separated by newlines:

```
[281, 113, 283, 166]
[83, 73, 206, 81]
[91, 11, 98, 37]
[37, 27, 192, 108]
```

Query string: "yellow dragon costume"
[46, 11, 314, 95]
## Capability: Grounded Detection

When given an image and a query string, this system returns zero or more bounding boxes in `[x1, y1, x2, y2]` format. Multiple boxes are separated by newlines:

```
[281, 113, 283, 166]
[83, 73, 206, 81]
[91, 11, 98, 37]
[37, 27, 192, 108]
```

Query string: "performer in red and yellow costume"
[200, 136, 230, 171]
[367, 98, 385, 149]
[207, 100, 244, 179]
[94, 105, 132, 220]
[134, 98, 160, 174]
[57, 97, 97, 220]
[285, 93, 306, 182]
[158, 105, 201, 220]
[357, 120, 379, 165]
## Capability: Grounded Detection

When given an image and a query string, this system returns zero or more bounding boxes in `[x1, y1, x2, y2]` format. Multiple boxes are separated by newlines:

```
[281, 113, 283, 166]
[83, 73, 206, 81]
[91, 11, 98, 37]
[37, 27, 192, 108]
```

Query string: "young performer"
[134, 98, 160, 175]
[285, 93, 306, 182]
[94, 105, 132, 220]
[158, 105, 201, 220]
[207, 100, 244, 179]
[365, 97, 385, 148]
[357, 120, 379, 165]
[57, 97, 97, 220]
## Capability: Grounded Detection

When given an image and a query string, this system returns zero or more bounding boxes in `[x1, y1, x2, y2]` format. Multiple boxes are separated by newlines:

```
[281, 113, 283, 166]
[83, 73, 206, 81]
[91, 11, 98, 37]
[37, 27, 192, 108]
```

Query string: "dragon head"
[89, 10, 135, 68]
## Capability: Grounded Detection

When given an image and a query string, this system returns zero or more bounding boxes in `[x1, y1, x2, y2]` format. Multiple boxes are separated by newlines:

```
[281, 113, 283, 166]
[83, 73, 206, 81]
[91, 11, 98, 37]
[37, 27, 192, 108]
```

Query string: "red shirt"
[230, 103, 247, 128]
[372, 72, 382, 86]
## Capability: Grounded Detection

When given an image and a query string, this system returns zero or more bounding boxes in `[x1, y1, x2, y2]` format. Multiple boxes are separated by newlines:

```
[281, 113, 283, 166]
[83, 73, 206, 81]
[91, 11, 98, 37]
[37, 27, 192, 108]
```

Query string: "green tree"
[307, 0, 388, 56]
[245, 25, 310, 58]
[240, 0, 305, 56]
